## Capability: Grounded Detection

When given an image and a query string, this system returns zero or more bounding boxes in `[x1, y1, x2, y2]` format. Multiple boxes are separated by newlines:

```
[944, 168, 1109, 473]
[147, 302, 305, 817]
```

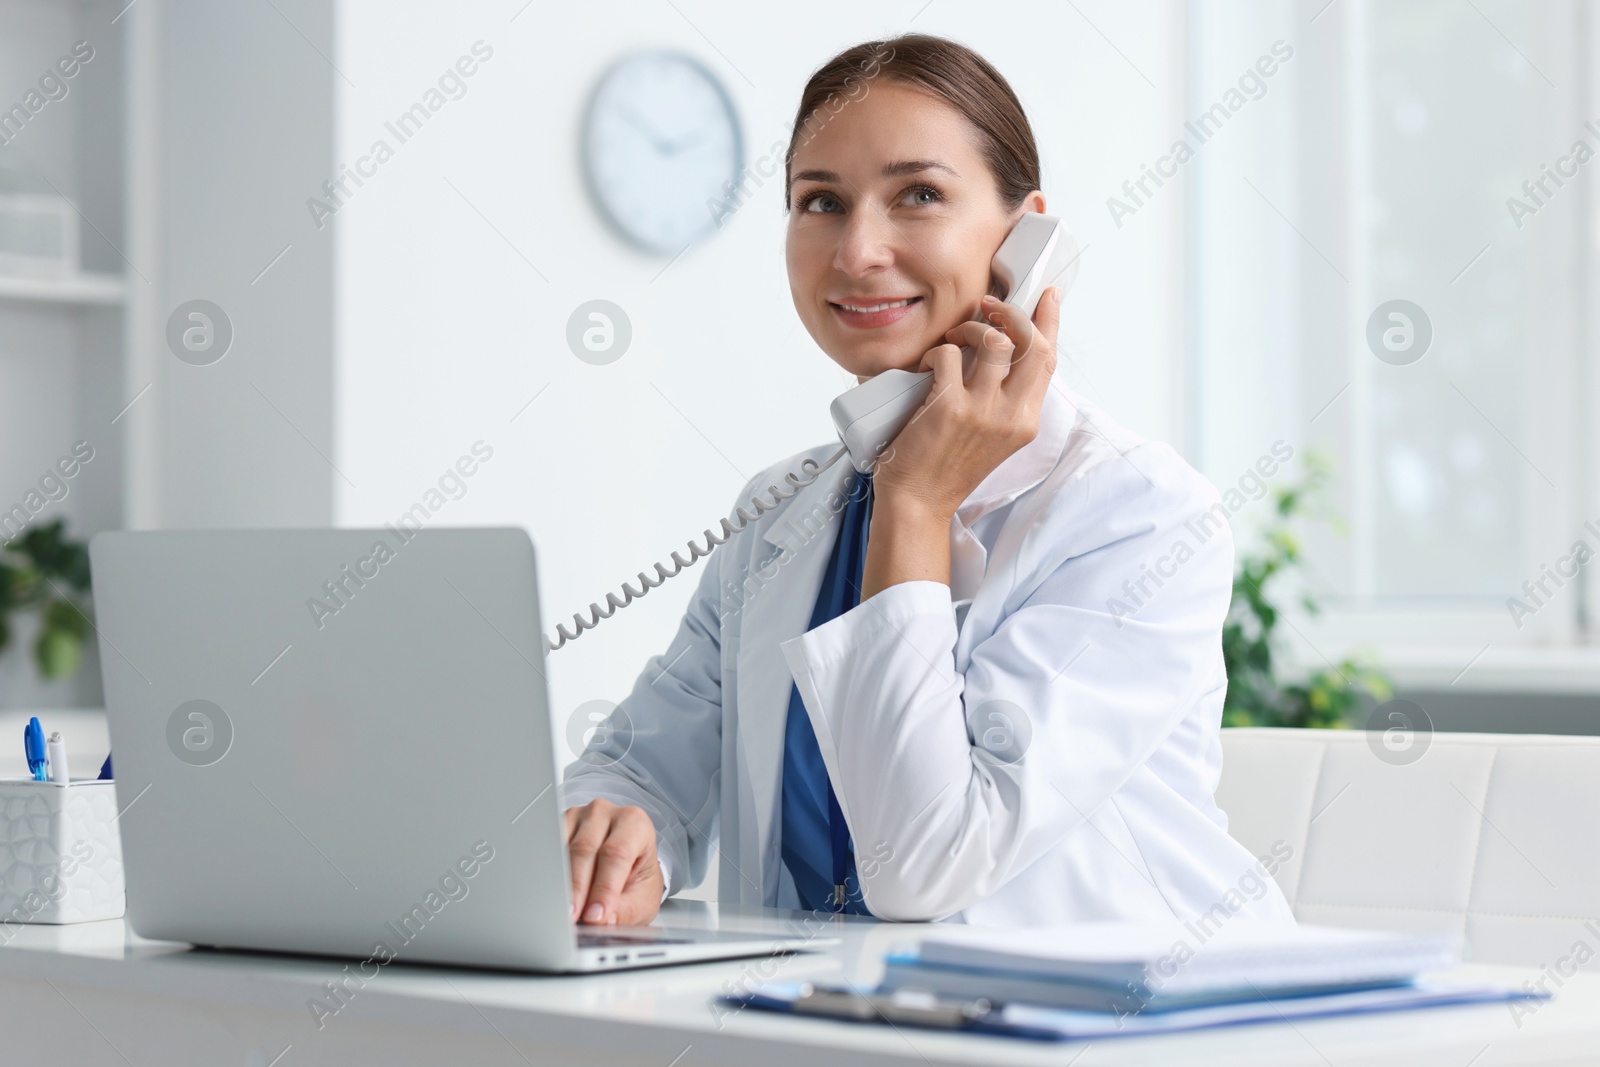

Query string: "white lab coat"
[562, 378, 1295, 926]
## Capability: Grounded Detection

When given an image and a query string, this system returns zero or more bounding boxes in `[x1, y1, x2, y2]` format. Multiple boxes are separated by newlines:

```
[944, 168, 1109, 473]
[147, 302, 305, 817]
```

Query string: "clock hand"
[614, 103, 674, 154]
[661, 131, 705, 156]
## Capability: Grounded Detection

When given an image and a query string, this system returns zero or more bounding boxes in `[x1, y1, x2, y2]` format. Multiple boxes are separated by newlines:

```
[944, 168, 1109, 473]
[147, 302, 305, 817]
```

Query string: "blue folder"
[721, 979, 1546, 1041]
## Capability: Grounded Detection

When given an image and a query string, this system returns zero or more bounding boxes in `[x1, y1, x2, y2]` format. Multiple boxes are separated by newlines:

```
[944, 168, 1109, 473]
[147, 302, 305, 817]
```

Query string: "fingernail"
[584, 902, 604, 923]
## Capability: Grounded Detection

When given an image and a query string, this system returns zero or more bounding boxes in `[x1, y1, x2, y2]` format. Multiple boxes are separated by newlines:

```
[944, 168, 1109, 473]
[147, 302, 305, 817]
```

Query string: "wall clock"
[581, 51, 744, 254]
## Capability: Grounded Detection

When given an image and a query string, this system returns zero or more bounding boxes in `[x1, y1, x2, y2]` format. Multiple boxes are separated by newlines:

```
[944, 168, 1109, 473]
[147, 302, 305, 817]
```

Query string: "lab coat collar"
[762, 376, 1076, 550]
[956, 377, 1075, 525]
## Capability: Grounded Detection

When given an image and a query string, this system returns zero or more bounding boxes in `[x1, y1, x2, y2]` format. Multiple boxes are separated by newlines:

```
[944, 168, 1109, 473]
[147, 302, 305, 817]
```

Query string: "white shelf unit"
[0, 0, 128, 712]
[0, 271, 126, 307]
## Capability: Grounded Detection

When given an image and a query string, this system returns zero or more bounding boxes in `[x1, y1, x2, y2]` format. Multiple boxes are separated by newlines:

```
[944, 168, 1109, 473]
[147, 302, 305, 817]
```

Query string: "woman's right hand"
[563, 798, 665, 925]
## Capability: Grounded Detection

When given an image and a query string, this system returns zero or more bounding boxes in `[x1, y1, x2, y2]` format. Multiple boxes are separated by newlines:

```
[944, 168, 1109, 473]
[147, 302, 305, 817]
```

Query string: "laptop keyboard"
[576, 931, 693, 947]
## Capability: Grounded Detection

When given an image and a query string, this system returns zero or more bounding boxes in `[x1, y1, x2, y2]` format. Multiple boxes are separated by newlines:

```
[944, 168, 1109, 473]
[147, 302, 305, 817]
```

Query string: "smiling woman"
[784, 39, 1043, 381]
[560, 33, 1294, 931]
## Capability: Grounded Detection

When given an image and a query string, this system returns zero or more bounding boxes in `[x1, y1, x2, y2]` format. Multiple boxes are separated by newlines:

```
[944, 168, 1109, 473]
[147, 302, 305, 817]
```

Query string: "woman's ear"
[993, 191, 1049, 297]
[1010, 190, 1047, 223]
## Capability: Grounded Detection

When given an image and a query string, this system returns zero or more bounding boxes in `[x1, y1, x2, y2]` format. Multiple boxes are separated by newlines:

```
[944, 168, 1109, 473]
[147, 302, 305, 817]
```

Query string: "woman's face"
[785, 79, 1044, 381]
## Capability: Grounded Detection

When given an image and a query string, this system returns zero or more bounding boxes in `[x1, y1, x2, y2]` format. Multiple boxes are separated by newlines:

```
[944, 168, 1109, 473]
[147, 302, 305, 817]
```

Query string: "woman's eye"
[799, 191, 840, 213]
[795, 185, 939, 213]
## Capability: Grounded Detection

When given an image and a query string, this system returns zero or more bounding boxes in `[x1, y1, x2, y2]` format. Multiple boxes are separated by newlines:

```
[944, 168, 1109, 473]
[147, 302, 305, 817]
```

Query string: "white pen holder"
[0, 779, 125, 926]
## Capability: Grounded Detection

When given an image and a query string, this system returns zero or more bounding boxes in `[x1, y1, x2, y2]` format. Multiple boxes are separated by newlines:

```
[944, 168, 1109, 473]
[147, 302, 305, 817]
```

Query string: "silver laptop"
[89, 527, 833, 972]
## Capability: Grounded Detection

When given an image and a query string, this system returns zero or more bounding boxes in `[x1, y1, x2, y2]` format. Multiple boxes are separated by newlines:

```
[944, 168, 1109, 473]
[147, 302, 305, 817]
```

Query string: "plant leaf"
[35, 627, 82, 680]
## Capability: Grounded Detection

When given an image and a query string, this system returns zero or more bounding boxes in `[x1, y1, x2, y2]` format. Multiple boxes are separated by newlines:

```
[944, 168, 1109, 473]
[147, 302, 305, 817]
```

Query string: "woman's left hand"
[871, 285, 1062, 519]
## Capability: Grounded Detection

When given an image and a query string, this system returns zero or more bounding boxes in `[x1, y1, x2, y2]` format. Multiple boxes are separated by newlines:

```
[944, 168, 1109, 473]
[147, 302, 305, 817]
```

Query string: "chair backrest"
[1217, 727, 1600, 967]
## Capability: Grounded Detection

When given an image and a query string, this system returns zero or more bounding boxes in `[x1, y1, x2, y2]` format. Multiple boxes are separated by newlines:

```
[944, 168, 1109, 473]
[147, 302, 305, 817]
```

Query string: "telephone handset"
[545, 213, 1079, 651]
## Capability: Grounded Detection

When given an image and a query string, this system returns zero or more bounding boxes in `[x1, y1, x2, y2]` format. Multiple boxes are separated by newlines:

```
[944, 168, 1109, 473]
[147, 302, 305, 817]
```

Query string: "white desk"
[1, 901, 1595, 1066]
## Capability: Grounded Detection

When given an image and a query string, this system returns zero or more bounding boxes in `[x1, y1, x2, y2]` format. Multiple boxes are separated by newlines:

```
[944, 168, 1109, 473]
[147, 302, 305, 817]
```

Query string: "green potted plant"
[1222, 452, 1391, 728]
[0, 519, 93, 683]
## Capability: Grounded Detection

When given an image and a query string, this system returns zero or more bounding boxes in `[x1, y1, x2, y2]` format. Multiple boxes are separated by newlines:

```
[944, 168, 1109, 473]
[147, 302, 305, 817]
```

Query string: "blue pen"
[24, 716, 48, 781]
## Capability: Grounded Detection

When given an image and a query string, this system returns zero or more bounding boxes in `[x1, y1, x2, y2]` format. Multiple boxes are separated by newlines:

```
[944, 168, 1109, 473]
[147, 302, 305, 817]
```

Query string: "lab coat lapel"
[734, 452, 855, 904]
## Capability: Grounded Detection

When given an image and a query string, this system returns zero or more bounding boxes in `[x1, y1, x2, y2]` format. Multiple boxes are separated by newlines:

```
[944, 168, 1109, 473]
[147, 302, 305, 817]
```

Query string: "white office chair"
[1217, 727, 1600, 967]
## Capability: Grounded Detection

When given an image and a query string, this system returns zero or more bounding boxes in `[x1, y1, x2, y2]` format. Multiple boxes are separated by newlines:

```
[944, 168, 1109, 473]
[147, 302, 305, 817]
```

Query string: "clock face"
[582, 51, 744, 254]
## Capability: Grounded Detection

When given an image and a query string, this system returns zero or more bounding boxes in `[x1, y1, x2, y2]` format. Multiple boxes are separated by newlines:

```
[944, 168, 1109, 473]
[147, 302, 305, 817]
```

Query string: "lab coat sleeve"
[779, 448, 1233, 922]
[560, 474, 757, 898]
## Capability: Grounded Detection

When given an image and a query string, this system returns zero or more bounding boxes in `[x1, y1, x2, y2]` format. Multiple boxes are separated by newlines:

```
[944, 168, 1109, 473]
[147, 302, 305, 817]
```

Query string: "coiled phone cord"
[545, 444, 850, 652]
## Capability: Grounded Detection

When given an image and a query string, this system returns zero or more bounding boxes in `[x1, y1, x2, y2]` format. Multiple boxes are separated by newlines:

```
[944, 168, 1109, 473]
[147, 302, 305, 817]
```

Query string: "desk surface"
[1, 901, 1594, 1067]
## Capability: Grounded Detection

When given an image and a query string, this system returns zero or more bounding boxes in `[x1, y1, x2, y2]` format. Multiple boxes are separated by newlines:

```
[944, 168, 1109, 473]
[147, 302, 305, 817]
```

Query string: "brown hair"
[784, 33, 1041, 213]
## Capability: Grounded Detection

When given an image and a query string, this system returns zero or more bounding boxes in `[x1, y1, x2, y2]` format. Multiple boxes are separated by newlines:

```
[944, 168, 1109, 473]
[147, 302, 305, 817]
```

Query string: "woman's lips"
[829, 296, 922, 329]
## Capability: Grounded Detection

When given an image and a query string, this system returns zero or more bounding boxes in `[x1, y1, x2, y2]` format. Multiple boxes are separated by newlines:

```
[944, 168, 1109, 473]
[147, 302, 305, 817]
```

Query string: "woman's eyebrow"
[791, 159, 959, 184]
[882, 159, 958, 178]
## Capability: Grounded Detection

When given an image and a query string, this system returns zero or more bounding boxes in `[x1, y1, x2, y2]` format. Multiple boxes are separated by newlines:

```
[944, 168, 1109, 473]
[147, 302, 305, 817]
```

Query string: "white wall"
[123, 0, 336, 531]
[334, 0, 1188, 724]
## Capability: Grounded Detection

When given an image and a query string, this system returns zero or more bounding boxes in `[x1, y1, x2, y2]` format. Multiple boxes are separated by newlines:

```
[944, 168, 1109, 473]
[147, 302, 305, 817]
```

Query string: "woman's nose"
[832, 208, 899, 276]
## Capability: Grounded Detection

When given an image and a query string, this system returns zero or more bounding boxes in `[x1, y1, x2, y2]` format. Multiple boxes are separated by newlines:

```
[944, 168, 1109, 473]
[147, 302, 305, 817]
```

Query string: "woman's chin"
[832, 348, 926, 381]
